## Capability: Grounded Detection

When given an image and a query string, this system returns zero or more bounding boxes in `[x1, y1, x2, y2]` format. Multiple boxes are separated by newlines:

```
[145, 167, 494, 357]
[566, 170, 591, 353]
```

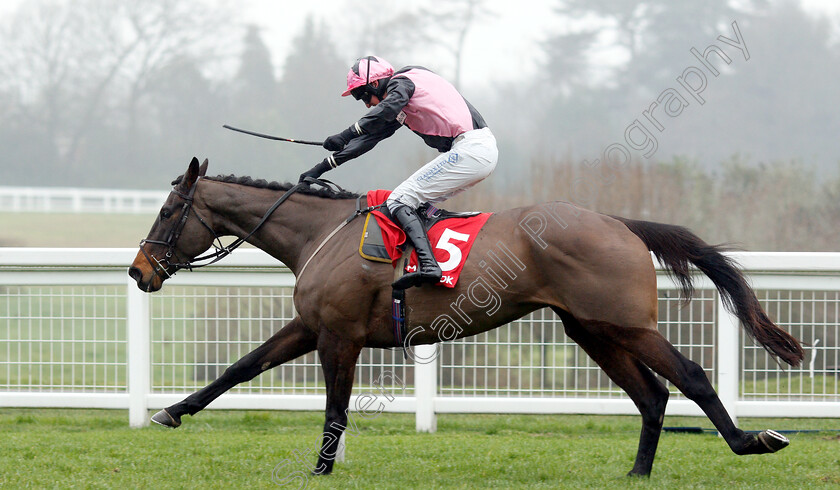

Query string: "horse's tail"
[612, 216, 804, 367]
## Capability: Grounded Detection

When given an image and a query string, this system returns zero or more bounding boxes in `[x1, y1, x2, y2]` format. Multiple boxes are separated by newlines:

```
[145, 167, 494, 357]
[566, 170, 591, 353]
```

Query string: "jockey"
[300, 56, 498, 289]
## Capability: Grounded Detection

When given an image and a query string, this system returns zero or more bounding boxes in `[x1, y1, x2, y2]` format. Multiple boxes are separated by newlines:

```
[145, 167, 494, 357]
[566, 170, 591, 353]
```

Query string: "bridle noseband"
[137, 177, 337, 281]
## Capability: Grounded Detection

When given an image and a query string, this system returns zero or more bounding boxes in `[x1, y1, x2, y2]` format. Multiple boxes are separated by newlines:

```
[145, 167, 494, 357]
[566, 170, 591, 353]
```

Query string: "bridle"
[138, 177, 314, 280]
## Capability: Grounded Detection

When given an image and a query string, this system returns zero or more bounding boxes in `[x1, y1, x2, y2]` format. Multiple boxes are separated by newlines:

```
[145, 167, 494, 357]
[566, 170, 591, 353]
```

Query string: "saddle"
[359, 202, 482, 264]
[358, 190, 491, 289]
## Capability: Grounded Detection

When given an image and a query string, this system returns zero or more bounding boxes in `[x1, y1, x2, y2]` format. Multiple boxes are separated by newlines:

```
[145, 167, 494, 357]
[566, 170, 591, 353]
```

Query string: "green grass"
[0, 410, 838, 489]
[0, 212, 156, 247]
[0, 211, 262, 248]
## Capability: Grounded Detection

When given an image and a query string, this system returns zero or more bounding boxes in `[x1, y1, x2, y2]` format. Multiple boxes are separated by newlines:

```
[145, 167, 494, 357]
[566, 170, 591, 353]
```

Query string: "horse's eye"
[160, 209, 172, 220]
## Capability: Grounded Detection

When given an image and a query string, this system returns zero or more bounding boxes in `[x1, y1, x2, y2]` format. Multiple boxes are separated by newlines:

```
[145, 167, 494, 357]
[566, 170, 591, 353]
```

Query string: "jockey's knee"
[386, 195, 420, 214]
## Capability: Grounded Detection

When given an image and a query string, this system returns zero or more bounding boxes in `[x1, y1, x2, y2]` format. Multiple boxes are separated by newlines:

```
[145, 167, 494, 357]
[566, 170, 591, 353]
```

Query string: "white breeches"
[386, 127, 498, 213]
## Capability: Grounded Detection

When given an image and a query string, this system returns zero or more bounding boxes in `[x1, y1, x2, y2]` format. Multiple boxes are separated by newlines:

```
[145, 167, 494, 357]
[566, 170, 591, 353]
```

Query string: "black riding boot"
[391, 204, 443, 289]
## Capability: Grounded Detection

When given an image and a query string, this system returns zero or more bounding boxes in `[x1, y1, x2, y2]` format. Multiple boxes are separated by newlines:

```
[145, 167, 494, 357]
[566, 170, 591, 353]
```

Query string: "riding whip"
[222, 124, 323, 146]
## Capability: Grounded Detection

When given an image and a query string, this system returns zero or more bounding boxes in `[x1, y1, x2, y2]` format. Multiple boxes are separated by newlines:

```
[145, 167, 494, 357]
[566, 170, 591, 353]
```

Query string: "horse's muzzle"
[129, 254, 165, 292]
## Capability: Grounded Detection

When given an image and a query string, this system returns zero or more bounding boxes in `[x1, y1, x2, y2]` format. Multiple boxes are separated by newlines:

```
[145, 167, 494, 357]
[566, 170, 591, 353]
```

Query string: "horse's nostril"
[128, 267, 143, 282]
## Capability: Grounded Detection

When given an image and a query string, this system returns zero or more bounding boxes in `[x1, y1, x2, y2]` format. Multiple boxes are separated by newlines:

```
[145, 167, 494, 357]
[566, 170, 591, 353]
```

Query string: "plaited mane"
[171, 174, 361, 200]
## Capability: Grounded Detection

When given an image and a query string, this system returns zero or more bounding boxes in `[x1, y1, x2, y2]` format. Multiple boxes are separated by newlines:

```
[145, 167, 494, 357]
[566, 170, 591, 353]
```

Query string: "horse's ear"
[199, 159, 209, 177]
[180, 157, 201, 190]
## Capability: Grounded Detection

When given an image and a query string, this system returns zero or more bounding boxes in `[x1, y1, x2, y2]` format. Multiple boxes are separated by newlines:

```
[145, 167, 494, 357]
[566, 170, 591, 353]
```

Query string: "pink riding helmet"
[341, 56, 395, 97]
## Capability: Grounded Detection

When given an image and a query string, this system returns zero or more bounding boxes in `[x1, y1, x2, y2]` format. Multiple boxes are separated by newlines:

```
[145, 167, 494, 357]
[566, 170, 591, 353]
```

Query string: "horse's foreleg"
[596, 323, 787, 456]
[557, 310, 669, 477]
[152, 316, 317, 428]
[312, 327, 363, 476]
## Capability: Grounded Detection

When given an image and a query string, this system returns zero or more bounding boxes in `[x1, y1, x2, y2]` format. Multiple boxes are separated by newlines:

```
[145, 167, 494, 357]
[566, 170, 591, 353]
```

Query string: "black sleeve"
[330, 120, 402, 166]
[326, 76, 414, 167]
[356, 76, 415, 134]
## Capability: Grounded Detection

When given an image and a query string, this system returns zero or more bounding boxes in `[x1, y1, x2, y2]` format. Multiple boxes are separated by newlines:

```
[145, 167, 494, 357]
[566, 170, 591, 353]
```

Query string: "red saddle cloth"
[367, 190, 492, 288]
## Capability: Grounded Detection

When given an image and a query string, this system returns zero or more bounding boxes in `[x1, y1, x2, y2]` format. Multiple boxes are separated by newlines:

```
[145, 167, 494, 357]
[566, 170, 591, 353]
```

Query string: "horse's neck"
[200, 181, 351, 272]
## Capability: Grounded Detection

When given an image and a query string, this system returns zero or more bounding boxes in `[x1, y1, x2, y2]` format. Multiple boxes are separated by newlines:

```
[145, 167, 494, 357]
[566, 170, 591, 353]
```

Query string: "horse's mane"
[171, 174, 361, 200]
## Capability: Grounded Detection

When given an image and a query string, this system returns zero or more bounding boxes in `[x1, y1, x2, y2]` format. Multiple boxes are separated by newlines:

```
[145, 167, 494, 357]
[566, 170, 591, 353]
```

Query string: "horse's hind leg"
[555, 309, 669, 477]
[312, 327, 363, 476]
[590, 322, 784, 456]
[152, 316, 317, 428]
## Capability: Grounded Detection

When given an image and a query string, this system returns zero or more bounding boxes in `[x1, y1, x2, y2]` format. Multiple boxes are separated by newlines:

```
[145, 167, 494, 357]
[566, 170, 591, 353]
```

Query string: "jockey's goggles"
[350, 86, 373, 104]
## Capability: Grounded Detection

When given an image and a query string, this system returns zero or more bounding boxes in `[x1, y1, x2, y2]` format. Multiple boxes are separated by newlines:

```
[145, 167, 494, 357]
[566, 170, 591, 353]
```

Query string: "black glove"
[299, 159, 332, 184]
[323, 126, 357, 152]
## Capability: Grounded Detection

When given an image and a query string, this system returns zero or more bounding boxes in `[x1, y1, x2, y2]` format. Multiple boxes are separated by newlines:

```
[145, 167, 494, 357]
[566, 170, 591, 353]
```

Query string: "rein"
[139, 176, 375, 285]
[139, 177, 312, 278]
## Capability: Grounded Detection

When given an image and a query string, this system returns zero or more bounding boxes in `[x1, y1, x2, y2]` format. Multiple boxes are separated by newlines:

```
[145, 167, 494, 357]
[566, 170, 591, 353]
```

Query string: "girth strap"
[391, 245, 413, 359]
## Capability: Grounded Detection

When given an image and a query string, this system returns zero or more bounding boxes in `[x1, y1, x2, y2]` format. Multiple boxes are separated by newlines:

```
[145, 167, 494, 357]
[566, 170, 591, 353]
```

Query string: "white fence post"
[414, 344, 438, 433]
[127, 275, 151, 428]
[716, 295, 740, 428]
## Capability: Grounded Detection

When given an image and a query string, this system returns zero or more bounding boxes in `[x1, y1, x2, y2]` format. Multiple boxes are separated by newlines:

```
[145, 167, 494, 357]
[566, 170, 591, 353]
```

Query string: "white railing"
[0, 248, 838, 430]
[0, 186, 168, 214]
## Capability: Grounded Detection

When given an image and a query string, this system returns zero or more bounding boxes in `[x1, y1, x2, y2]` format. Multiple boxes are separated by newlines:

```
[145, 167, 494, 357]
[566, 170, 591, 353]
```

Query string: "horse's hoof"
[758, 430, 789, 452]
[151, 409, 181, 428]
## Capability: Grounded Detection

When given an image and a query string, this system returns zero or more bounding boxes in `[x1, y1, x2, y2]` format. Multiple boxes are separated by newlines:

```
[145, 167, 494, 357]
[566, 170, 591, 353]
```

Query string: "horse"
[129, 157, 804, 478]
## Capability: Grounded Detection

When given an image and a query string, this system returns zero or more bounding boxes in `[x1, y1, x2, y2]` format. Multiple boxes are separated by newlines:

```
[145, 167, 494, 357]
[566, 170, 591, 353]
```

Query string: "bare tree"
[0, 0, 239, 177]
[341, 0, 493, 89]
[0, 2, 83, 150]
[416, 0, 492, 89]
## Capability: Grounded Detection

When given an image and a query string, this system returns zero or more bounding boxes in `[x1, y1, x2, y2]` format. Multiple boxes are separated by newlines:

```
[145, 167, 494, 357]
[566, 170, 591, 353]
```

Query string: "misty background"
[1, 0, 839, 250]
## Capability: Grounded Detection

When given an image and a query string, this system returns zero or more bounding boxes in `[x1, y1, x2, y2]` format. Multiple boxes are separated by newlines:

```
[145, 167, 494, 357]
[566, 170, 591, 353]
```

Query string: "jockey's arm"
[299, 77, 413, 183]
[357, 77, 413, 131]
[299, 121, 401, 183]
[327, 122, 401, 168]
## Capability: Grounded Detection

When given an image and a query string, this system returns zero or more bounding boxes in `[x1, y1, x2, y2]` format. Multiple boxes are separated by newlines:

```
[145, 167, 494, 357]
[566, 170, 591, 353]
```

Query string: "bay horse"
[129, 157, 803, 478]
